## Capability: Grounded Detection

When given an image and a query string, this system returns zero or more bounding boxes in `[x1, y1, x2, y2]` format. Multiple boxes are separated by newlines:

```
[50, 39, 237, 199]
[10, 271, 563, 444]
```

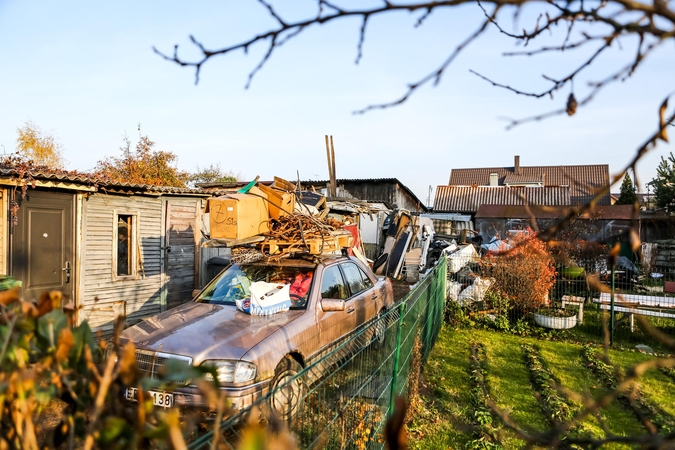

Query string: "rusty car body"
[119, 255, 394, 416]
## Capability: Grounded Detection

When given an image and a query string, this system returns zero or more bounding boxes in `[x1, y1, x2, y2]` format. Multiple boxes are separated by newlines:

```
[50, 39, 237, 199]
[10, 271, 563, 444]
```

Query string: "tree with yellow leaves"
[96, 130, 190, 187]
[15, 120, 66, 169]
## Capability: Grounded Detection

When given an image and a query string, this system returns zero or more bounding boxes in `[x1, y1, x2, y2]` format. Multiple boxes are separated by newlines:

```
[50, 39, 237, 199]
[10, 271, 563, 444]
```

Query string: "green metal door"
[10, 190, 75, 303]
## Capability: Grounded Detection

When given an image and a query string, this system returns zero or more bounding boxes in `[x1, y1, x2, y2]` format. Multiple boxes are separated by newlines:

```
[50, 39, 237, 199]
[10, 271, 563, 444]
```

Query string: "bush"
[480, 229, 557, 313]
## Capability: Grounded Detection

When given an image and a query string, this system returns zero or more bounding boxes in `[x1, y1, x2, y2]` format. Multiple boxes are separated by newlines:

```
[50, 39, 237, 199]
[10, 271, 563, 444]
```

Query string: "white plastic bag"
[446, 281, 462, 301]
[236, 281, 292, 315]
[457, 276, 492, 305]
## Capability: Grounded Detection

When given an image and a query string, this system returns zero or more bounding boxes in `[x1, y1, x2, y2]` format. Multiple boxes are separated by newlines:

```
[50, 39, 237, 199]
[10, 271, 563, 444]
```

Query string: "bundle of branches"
[262, 213, 346, 258]
[266, 213, 344, 243]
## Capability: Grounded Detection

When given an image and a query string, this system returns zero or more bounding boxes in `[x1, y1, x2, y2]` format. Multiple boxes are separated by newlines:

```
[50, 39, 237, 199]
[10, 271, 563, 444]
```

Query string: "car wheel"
[269, 356, 304, 422]
[372, 309, 387, 348]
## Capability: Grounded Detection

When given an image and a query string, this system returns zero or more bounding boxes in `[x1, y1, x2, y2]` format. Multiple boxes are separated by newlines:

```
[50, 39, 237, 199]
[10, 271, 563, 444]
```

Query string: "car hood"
[120, 301, 305, 363]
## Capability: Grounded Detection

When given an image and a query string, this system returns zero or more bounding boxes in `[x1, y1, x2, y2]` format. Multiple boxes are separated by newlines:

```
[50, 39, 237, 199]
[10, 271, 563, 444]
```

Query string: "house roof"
[475, 204, 634, 220]
[448, 162, 611, 205]
[0, 168, 207, 196]
[433, 185, 571, 213]
[503, 173, 544, 185]
[301, 178, 426, 210]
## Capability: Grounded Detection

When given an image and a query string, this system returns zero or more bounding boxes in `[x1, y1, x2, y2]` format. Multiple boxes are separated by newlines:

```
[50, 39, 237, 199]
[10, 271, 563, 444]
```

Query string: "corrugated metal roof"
[0, 168, 206, 196]
[433, 186, 571, 213]
[475, 204, 634, 220]
[302, 178, 426, 211]
[448, 163, 610, 205]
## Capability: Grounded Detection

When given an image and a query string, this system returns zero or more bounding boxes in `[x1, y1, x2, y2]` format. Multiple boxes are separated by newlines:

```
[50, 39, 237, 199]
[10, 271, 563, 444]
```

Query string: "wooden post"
[324, 135, 333, 196]
[330, 135, 337, 197]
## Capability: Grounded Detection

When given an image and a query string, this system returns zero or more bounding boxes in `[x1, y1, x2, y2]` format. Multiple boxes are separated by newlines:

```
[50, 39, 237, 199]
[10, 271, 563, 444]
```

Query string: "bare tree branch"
[354, 13, 495, 114]
[155, 0, 675, 123]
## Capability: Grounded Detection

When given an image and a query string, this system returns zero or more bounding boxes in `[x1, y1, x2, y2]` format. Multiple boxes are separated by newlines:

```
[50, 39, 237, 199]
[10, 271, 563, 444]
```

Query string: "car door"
[315, 264, 355, 354]
[340, 261, 377, 328]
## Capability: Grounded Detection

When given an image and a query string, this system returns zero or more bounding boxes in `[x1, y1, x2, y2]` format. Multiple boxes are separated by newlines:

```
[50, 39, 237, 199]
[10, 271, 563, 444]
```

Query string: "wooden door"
[163, 199, 199, 310]
[10, 190, 75, 303]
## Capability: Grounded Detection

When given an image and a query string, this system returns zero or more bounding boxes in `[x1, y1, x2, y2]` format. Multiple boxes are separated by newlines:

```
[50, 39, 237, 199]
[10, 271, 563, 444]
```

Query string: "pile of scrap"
[203, 176, 362, 261]
[373, 210, 436, 281]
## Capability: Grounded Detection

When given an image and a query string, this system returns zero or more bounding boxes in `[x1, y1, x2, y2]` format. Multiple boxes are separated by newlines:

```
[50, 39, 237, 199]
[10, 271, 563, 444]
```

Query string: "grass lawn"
[411, 325, 674, 449]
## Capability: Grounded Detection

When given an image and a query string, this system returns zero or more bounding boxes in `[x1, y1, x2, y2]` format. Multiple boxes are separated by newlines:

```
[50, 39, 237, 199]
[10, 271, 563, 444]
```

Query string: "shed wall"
[0, 189, 5, 273]
[164, 199, 200, 309]
[341, 181, 424, 212]
[79, 194, 164, 337]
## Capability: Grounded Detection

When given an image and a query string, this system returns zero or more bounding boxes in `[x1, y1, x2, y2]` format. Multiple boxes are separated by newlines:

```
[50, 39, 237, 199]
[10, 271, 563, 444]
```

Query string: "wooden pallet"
[264, 237, 339, 255]
[264, 231, 354, 256]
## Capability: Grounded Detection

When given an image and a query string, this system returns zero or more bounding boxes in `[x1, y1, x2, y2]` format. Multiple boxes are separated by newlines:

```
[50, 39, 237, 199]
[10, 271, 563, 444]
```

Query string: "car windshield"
[195, 263, 314, 309]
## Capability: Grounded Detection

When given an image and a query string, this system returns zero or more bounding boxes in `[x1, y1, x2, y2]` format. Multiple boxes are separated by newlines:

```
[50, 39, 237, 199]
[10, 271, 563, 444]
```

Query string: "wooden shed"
[0, 169, 208, 338]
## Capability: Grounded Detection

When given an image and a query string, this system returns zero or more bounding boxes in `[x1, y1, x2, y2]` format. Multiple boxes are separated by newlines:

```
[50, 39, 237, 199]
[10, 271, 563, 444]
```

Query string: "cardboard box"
[205, 193, 270, 240]
[257, 184, 295, 219]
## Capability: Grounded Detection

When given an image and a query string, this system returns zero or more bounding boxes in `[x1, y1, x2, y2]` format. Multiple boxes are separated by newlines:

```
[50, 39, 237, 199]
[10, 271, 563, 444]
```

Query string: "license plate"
[125, 387, 173, 408]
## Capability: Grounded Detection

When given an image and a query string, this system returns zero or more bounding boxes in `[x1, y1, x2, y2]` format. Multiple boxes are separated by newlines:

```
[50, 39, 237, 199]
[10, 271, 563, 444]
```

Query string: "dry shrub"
[480, 228, 557, 313]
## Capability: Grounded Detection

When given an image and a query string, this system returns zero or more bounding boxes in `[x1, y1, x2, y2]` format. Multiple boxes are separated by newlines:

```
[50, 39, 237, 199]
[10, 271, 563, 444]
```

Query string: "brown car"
[119, 255, 394, 417]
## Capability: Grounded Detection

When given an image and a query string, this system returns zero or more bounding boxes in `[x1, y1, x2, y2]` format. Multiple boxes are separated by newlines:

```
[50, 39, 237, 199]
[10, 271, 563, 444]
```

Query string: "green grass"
[480, 332, 547, 434]
[414, 325, 674, 448]
[537, 342, 644, 446]
[609, 349, 675, 419]
[409, 325, 473, 449]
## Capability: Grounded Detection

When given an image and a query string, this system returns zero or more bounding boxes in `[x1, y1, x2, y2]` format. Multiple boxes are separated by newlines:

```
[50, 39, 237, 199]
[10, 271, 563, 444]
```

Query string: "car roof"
[243, 254, 348, 269]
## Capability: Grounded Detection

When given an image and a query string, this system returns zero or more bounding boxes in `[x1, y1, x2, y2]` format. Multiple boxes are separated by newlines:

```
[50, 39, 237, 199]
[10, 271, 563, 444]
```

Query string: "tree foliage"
[96, 133, 190, 187]
[480, 228, 557, 312]
[652, 152, 675, 211]
[15, 120, 65, 169]
[189, 163, 238, 186]
[616, 172, 637, 205]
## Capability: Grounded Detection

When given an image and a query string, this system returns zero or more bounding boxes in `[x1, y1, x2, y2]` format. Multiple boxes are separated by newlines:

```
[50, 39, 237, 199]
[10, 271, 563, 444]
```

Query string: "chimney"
[489, 173, 498, 187]
[514, 155, 520, 175]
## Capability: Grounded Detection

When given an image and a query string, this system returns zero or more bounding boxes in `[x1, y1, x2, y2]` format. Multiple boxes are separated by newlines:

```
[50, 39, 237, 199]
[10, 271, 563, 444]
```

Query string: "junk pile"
[203, 176, 362, 263]
[373, 210, 436, 281]
[424, 236, 484, 304]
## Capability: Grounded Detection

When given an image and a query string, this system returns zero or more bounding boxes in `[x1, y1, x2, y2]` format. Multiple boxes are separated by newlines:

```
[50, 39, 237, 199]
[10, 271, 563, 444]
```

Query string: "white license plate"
[125, 387, 173, 408]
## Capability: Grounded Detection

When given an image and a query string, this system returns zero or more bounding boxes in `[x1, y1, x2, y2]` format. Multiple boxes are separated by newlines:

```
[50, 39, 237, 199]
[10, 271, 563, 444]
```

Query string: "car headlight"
[201, 360, 257, 383]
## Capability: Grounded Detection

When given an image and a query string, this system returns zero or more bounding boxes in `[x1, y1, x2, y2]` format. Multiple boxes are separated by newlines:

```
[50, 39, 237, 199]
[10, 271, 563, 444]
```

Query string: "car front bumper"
[128, 379, 271, 413]
[180, 379, 270, 412]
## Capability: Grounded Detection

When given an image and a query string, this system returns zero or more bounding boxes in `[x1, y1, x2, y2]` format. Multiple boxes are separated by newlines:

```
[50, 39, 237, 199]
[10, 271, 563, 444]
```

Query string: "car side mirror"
[321, 298, 345, 312]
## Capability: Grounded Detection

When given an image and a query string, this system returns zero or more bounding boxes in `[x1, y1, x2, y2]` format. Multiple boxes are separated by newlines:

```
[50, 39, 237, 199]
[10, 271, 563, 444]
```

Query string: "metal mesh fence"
[188, 256, 447, 450]
[445, 252, 675, 348]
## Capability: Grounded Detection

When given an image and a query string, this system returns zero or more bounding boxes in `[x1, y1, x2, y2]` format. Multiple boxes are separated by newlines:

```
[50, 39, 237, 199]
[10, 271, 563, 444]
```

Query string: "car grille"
[135, 351, 192, 385]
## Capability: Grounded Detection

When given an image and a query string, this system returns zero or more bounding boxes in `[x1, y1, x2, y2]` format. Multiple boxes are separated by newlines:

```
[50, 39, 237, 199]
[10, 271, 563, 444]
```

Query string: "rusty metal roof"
[433, 186, 571, 213]
[301, 178, 426, 211]
[449, 163, 610, 205]
[0, 168, 206, 196]
[475, 204, 634, 220]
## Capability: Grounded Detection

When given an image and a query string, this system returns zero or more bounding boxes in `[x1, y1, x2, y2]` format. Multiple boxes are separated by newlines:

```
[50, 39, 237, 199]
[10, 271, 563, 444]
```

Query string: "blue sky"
[0, 1, 672, 205]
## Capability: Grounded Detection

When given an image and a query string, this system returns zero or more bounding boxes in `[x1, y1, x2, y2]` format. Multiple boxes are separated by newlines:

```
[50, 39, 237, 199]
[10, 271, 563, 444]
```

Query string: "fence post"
[423, 271, 436, 359]
[388, 301, 406, 418]
[610, 265, 615, 346]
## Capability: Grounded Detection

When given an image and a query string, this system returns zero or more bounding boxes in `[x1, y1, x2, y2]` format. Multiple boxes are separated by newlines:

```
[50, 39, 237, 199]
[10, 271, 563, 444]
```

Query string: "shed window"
[116, 214, 136, 277]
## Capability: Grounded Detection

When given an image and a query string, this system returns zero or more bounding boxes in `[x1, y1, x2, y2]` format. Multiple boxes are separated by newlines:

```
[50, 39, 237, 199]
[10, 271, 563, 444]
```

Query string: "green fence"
[189, 256, 447, 450]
